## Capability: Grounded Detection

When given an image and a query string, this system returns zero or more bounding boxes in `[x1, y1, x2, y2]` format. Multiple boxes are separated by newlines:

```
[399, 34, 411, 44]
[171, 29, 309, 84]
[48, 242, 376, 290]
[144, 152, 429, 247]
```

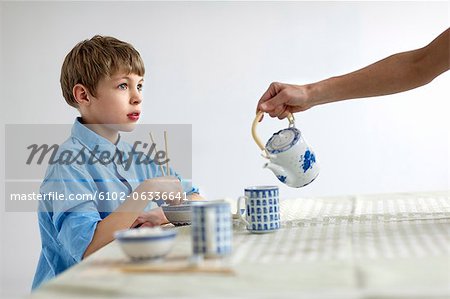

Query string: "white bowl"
[161, 204, 192, 226]
[114, 227, 177, 260]
[162, 200, 226, 226]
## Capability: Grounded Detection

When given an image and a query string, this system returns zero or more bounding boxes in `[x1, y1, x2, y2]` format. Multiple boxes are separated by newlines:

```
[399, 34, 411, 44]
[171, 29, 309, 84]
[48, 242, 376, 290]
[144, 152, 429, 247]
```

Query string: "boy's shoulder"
[39, 136, 89, 177]
[44, 135, 136, 172]
[52, 135, 88, 160]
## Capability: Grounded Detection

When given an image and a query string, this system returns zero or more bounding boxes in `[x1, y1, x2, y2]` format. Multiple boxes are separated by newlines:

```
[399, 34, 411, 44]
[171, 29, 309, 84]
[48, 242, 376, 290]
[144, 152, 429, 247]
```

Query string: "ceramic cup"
[191, 201, 232, 257]
[237, 186, 280, 233]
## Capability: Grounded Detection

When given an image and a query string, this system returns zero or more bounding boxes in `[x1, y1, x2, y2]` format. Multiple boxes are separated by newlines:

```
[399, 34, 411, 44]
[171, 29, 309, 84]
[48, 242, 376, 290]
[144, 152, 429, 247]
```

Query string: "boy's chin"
[106, 123, 137, 132]
[119, 123, 137, 132]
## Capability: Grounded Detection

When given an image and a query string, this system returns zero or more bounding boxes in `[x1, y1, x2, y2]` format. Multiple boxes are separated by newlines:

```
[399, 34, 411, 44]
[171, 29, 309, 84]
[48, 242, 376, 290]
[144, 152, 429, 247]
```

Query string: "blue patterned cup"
[191, 201, 232, 258]
[237, 186, 280, 233]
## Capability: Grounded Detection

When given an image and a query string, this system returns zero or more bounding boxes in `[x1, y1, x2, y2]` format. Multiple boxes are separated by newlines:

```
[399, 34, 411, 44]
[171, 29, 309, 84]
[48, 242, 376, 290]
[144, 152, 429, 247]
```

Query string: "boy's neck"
[80, 118, 120, 144]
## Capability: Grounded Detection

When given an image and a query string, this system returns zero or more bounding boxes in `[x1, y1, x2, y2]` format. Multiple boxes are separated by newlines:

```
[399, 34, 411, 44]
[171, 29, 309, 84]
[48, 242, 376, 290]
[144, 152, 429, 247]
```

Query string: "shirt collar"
[71, 117, 123, 152]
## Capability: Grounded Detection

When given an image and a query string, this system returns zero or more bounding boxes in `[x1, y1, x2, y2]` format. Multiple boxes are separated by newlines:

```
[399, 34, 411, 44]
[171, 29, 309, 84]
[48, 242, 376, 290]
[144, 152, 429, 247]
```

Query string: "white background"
[1, 1, 449, 297]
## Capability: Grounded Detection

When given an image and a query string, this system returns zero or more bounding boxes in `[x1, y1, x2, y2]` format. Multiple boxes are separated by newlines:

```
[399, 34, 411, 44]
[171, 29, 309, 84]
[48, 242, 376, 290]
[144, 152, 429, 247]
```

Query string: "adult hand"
[257, 82, 314, 120]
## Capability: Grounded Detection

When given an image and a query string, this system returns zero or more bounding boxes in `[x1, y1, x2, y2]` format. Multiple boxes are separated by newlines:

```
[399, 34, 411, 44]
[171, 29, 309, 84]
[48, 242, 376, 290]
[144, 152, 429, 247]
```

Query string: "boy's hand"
[134, 176, 184, 206]
[131, 207, 169, 228]
[187, 193, 205, 201]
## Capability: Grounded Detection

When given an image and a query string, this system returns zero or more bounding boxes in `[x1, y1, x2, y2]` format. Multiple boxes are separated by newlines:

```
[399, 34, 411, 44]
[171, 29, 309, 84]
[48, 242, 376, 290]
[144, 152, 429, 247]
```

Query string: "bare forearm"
[82, 176, 183, 258]
[309, 29, 449, 106]
[82, 197, 147, 258]
[309, 51, 432, 104]
[258, 29, 448, 117]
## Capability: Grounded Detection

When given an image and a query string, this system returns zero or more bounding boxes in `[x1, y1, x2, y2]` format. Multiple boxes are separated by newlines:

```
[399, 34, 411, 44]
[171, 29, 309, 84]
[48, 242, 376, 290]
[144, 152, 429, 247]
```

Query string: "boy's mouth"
[127, 112, 140, 121]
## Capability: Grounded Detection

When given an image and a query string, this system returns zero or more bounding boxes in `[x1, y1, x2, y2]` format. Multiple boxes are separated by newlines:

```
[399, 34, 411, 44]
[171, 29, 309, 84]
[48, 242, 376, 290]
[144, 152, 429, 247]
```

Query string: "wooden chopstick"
[119, 264, 235, 275]
[164, 130, 170, 176]
[149, 132, 166, 176]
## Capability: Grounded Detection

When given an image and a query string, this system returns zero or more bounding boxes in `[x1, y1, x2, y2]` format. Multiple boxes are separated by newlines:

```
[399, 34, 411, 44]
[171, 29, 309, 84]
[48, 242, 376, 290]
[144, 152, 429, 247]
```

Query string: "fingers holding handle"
[257, 82, 312, 120]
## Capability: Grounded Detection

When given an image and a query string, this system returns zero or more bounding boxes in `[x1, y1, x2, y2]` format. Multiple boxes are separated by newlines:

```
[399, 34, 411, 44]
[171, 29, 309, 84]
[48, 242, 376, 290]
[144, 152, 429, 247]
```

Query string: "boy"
[32, 35, 201, 290]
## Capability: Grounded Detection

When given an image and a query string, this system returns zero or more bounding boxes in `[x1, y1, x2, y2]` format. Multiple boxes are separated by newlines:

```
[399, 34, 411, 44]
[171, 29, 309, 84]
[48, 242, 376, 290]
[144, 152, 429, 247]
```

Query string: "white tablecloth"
[32, 191, 450, 299]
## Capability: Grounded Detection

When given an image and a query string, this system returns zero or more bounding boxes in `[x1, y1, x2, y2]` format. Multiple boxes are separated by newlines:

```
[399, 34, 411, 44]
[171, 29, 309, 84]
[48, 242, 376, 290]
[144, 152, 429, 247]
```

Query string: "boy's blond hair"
[60, 35, 145, 108]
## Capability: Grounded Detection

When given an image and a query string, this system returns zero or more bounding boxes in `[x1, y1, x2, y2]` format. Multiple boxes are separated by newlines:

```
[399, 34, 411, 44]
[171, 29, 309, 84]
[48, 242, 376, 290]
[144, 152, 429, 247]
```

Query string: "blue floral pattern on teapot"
[252, 112, 319, 188]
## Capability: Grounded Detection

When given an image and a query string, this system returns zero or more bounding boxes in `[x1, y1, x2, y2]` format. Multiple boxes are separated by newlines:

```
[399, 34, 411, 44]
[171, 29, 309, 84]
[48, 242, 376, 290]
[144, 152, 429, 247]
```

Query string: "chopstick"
[164, 131, 170, 176]
[149, 132, 166, 176]
[119, 264, 235, 275]
[149, 131, 171, 177]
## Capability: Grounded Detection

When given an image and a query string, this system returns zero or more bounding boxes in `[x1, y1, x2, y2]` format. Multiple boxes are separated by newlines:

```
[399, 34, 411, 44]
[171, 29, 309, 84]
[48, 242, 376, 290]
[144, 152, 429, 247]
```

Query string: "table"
[32, 191, 450, 299]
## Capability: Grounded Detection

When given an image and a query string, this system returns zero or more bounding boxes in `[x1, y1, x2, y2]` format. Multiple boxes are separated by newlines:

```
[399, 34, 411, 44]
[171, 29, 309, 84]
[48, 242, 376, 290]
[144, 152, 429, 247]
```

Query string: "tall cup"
[191, 201, 232, 258]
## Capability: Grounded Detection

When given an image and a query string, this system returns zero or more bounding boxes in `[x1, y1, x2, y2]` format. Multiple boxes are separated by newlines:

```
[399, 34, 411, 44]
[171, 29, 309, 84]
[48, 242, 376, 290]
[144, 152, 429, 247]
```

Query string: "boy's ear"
[73, 84, 92, 106]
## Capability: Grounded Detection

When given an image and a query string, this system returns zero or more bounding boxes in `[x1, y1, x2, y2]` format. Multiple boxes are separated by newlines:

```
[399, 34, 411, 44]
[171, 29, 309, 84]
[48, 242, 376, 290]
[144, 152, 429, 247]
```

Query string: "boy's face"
[84, 72, 144, 132]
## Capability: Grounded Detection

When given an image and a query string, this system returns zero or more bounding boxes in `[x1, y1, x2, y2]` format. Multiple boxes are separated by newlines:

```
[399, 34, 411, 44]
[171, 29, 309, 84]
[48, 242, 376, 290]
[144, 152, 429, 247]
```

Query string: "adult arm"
[258, 28, 449, 119]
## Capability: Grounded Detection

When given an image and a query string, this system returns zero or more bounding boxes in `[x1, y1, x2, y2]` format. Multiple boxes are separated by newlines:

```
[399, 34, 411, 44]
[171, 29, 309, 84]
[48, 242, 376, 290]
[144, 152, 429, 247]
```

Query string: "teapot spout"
[264, 162, 288, 184]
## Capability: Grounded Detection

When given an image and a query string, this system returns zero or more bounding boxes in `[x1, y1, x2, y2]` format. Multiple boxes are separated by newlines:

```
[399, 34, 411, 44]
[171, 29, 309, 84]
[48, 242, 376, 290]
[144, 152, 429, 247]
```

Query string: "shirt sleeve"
[40, 163, 101, 262]
[147, 161, 199, 195]
[179, 177, 199, 194]
[148, 166, 199, 207]
[164, 168, 199, 194]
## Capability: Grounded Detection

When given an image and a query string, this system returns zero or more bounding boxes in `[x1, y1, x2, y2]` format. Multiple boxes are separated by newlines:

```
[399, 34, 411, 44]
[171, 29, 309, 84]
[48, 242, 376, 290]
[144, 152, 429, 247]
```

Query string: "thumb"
[131, 218, 141, 228]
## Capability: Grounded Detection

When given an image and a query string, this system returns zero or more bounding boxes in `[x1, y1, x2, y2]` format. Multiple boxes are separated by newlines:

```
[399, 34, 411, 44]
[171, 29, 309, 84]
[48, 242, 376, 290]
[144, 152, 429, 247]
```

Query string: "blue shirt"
[32, 118, 197, 290]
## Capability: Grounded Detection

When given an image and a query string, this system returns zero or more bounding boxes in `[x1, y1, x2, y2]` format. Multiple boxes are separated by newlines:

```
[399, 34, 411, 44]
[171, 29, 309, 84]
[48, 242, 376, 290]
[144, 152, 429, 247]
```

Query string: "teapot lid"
[266, 127, 300, 154]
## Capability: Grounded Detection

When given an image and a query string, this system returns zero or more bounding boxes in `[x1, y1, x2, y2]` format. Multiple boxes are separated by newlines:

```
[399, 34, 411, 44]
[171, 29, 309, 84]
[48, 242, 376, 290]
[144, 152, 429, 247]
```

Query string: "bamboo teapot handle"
[251, 111, 295, 157]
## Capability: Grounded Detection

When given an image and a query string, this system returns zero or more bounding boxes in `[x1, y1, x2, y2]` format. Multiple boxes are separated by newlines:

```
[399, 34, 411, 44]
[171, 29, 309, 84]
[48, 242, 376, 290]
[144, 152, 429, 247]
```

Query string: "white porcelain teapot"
[252, 111, 319, 188]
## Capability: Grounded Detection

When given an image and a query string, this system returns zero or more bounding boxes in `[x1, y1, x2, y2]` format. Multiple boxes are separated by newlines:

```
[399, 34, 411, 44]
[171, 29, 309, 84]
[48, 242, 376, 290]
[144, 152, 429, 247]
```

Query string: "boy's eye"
[137, 84, 143, 91]
[118, 83, 128, 90]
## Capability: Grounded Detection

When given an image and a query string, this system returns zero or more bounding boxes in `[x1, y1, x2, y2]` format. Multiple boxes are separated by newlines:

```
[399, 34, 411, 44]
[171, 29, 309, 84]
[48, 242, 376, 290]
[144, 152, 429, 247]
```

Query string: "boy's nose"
[130, 92, 142, 105]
